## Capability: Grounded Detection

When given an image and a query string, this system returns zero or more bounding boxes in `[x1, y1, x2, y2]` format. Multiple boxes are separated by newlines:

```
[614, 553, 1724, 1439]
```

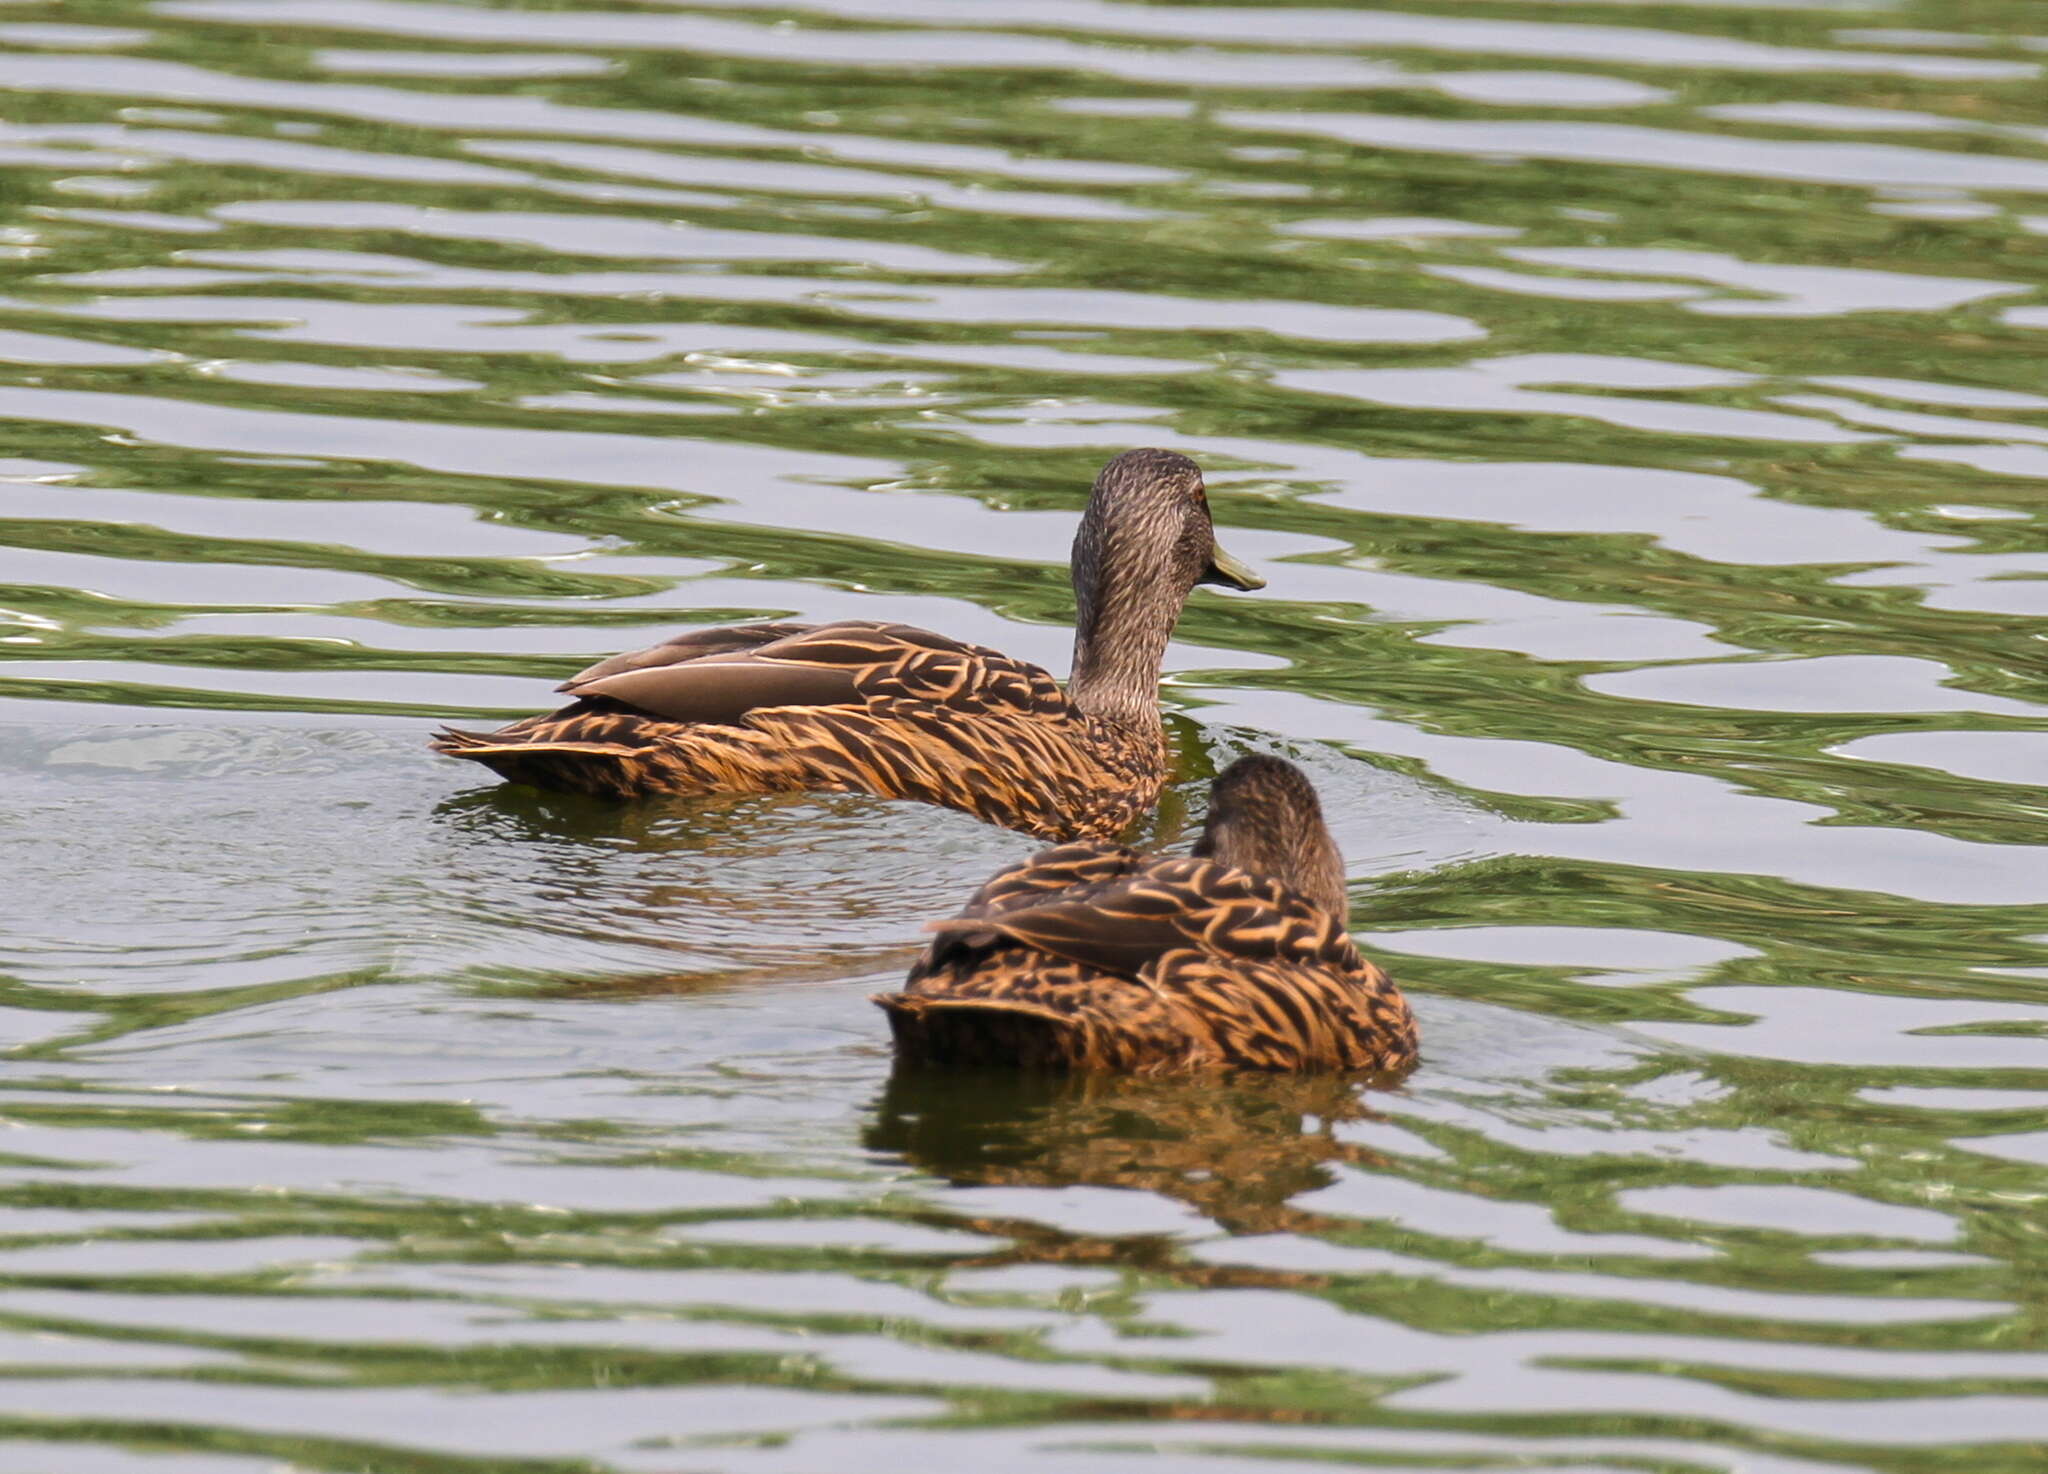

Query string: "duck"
[873, 754, 1418, 1074]
[430, 449, 1263, 843]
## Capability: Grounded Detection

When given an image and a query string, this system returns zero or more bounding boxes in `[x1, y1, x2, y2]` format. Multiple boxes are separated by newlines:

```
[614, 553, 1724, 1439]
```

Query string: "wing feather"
[926, 856, 1354, 981]
[560, 622, 815, 689]
[568, 659, 863, 725]
[958, 842, 1147, 919]
[552, 620, 1066, 729]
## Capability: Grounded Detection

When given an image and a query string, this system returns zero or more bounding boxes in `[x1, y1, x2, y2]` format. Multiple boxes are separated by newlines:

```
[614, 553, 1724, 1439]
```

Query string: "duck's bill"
[1201, 542, 1266, 591]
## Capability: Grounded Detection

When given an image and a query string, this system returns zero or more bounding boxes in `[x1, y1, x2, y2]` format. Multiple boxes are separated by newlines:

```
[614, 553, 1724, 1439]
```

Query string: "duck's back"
[875, 848, 1416, 1074]
[432, 621, 1166, 840]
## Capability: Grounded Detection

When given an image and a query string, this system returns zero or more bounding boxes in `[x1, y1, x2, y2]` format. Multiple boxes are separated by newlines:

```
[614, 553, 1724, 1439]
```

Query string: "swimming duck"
[430, 449, 1263, 842]
[873, 755, 1418, 1073]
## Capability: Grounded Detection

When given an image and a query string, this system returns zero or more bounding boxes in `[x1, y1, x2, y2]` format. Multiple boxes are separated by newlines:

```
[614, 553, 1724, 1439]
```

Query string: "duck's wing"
[559, 622, 817, 687]
[906, 842, 1146, 986]
[957, 842, 1149, 919]
[560, 621, 1065, 727]
[838, 623, 1068, 717]
[924, 856, 1356, 981]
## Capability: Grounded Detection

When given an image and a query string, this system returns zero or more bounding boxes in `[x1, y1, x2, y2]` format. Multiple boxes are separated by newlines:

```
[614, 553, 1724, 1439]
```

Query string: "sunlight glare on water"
[0, 0, 2046, 1470]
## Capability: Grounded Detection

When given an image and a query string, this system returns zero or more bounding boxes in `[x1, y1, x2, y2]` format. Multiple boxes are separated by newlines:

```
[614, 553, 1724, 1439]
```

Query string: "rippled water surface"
[4, 0, 2048, 1469]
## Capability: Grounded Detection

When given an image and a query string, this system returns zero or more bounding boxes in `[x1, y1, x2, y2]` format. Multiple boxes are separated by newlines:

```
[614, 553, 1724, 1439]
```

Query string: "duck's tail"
[871, 992, 1091, 1070]
[430, 726, 638, 757]
[429, 726, 658, 797]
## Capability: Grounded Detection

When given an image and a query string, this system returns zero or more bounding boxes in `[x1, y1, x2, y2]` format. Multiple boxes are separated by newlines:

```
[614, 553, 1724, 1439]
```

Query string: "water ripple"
[1, 0, 2046, 1470]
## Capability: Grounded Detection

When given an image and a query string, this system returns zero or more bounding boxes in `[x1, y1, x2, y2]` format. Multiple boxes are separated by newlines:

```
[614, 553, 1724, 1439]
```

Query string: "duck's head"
[1066, 449, 1263, 720]
[1193, 755, 1347, 919]
[1072, 448, 1263, 603]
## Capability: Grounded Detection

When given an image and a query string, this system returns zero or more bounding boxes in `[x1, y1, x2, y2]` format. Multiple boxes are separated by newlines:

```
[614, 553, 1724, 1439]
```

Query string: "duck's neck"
[1208, 823, 1348, 918]
[1065, 536, 1182, 730]
[1195, 777, 1349, 916]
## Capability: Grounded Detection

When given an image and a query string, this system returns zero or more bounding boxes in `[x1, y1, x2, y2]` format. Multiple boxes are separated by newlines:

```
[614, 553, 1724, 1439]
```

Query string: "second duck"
[875, 755, 1419, 1074]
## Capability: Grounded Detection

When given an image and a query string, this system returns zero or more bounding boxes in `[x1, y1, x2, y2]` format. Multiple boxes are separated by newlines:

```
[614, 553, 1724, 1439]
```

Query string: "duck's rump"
[429, 699, 827, 801]
[874, 946, 1415, 1074]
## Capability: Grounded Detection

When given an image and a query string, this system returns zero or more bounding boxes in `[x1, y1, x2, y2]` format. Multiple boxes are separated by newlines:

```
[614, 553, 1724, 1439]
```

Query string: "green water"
[2, 0, 2047, 1469]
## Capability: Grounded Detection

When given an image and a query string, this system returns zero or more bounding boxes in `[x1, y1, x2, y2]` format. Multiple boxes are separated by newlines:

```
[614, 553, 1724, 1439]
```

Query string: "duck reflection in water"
[867, 1066, 1395, 1237]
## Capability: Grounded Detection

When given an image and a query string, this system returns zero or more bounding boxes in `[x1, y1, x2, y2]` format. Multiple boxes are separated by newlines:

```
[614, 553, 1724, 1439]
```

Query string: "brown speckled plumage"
[874, 756, 1419, 1074]
[430, 450, 1262, 843]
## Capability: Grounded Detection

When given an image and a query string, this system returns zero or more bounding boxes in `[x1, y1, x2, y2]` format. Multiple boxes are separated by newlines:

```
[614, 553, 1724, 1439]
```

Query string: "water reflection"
[869, 1066, 1397, 1236]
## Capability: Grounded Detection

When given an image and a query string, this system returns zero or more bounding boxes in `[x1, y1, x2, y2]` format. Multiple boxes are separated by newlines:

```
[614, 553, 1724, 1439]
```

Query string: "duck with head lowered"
[874, 754, 1418, 1074]
[432, 449, 1263, 842]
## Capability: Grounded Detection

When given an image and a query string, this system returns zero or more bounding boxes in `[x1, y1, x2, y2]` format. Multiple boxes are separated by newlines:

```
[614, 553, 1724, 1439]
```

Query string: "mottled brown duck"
[874, 755, 1418, 1074]
[430, 449, 1262, 842]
